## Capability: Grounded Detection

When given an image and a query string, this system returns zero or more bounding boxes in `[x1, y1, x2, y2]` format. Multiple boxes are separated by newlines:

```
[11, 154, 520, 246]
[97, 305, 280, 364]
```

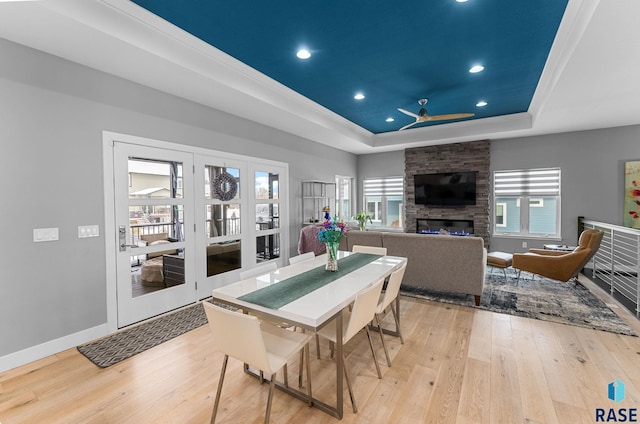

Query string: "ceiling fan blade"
[397, 108, 419, 118]
[425, 113, 475, 121]
[399, 121, 419, 131]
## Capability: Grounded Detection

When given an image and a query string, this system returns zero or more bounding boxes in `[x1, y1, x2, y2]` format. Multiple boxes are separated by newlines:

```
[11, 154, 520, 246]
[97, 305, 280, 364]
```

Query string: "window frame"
[492, 168, 561, 238]
[362, 176, 404, 229]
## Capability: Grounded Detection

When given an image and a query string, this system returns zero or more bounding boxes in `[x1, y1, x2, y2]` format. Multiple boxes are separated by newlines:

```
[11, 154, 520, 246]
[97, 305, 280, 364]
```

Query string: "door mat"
[77, 302, 211, 368]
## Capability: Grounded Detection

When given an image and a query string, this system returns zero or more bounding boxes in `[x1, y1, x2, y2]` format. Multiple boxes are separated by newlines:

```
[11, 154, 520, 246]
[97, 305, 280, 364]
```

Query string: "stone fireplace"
[405, 141, 490, 247]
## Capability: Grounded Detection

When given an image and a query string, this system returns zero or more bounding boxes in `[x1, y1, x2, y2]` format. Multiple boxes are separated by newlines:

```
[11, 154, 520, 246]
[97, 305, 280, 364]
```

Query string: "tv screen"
[414, 171, 477, 206]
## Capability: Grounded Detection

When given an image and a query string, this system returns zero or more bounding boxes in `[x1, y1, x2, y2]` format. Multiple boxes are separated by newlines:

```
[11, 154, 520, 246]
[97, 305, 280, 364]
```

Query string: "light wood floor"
[1, 274, 639, 424]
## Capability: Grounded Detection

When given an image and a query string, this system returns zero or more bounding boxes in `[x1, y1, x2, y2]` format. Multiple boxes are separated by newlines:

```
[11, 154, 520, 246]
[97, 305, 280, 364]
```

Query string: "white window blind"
[494, 168, 560, 196]
[363, 177, 404, 196]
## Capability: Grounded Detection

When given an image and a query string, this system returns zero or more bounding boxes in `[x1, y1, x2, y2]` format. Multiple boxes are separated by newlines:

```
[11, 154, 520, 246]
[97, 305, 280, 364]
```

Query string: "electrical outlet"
[522, 241, 527, 248]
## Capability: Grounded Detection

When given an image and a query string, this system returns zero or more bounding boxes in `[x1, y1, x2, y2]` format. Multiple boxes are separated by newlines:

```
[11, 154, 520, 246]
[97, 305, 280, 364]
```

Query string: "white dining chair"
[239, 262, 277, 280]
[352, 245, 387, 255]
[373, 262, 407, 366]
[203, 302, 313, 424]
[289, 251, 315, 265]
[315, 279, 385, 413]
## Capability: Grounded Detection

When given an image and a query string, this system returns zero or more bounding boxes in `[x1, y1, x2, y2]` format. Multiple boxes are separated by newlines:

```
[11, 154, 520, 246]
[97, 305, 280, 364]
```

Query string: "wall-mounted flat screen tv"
[414, 171, 477, 207]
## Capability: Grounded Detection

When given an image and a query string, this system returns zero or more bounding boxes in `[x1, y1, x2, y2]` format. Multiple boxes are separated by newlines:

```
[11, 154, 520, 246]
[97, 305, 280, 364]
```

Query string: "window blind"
[363, 177, 404, 196]
[494, 168, 560, 196]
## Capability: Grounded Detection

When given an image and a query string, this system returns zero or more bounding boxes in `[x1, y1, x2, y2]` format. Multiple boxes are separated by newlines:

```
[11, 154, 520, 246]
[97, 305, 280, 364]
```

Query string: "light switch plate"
[33, 228, 59, 242]
[78, 225, 100, 238]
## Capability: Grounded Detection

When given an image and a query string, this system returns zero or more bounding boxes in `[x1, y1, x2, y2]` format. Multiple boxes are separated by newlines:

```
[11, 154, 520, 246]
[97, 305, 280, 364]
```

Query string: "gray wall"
[356, 150, 405, 211]
[358, 126, 640, 253]
[0, 38, 356, 359]
[490, 126, 640, 253]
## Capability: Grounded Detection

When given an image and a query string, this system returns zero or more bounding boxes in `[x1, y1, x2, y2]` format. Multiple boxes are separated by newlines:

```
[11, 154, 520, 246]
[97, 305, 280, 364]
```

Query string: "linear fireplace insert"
[416, 218, 474, 236]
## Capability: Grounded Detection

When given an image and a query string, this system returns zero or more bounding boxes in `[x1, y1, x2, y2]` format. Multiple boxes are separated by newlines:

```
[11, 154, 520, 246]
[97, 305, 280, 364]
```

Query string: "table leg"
[336, 311, 343, 418]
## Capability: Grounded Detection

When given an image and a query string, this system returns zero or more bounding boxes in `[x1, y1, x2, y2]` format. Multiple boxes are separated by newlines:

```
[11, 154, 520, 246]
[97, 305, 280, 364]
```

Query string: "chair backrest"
[378, 263, 407, 313]
[344, 279, 385, 342]
[203, 302, 273, 373]
[352, 245, 387, 255]
[239, 262, 277, 280]
[569, 229, 604, 278]
[289, 251, 315, 265]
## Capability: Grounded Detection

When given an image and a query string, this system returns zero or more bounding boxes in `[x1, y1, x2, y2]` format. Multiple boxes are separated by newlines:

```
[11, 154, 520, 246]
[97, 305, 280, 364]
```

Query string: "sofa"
[338, 230, 487, 305]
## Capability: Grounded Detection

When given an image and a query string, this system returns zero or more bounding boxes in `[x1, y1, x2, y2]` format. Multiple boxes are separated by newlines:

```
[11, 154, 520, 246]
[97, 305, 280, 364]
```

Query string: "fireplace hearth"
[416, 218, 474, 236]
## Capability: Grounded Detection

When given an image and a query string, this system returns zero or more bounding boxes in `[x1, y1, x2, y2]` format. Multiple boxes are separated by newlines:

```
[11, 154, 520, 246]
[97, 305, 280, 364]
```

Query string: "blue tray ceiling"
[130, 1, 568, 134]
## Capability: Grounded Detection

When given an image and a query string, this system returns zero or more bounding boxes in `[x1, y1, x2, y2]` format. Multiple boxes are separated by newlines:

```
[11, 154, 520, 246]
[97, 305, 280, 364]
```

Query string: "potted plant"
[353, 211, 373, 231]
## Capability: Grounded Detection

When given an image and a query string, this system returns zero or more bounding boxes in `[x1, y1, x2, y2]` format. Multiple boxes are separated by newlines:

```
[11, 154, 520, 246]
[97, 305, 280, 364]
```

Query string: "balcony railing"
[579, 218, 640, 318]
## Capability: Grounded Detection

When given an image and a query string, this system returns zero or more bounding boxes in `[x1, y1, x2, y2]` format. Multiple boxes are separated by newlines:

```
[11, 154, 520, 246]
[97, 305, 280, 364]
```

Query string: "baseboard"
[0, 324, 109, 373]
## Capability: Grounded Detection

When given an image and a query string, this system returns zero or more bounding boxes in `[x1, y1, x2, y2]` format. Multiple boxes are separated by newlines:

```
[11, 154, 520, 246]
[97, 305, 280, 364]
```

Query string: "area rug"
[400, 272, 637, 336]
[77, 302, 209, 368]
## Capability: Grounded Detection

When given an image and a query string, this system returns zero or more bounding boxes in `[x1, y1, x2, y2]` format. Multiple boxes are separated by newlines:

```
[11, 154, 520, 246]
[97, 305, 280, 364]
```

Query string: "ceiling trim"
[529, 0, 599, 124]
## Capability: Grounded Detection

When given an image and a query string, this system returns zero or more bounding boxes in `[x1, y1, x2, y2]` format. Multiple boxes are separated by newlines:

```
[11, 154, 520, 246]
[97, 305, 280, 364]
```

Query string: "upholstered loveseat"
[338, 230, 487, 305]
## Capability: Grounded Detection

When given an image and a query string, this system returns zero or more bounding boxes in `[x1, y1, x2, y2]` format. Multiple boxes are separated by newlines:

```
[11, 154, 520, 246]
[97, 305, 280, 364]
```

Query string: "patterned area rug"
[78, 302, 209, 368]
[401, 272, 636, 336]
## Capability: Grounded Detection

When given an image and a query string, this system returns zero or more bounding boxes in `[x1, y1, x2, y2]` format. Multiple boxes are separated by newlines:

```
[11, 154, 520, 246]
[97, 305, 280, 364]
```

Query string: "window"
[493, 168, 560, 238]
[335, 176, 353, 221]
[363, 176, 404, 228]
[495, 202, 507, 228]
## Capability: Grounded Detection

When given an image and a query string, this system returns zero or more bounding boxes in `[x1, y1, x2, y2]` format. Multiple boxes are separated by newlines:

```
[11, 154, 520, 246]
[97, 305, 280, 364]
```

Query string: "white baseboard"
[0, 324, 109, 373]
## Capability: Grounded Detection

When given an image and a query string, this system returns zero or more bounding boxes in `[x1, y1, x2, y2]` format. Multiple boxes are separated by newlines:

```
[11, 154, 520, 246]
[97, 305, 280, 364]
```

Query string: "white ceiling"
[1, 0, 639, 154]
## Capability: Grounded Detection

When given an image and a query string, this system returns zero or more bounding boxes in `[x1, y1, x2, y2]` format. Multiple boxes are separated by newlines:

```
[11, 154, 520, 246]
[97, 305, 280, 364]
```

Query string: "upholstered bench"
[487, 251, 513, 283]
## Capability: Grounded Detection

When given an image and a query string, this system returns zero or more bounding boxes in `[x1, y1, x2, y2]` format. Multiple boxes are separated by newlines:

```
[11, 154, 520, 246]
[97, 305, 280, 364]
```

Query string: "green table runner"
[238, 253, 382, 309]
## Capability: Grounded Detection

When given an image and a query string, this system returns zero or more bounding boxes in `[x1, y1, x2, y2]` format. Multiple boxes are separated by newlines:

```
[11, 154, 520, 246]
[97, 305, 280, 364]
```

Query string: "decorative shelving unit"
[302, 180, 336, 225]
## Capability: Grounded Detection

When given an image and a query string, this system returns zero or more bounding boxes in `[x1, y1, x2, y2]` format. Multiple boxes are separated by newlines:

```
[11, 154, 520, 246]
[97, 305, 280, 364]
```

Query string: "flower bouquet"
[318, 211, 347, 271]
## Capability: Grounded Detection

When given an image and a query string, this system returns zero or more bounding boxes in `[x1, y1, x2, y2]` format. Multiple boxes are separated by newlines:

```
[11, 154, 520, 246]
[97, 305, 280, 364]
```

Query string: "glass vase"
[325, 241, 339, 272]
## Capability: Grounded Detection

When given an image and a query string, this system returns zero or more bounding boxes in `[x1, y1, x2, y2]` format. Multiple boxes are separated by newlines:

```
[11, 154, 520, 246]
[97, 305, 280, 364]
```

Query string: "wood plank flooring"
[1, 274, 639, 424]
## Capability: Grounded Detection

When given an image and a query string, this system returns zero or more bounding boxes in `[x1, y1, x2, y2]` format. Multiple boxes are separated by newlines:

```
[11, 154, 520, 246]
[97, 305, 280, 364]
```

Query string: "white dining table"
[211, 250, 407, 419]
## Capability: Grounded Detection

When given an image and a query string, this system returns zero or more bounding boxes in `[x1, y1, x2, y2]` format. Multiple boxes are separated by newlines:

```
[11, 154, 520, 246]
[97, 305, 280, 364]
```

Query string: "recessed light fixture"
[469, 65, 484, 73]
[386, 117, 394, 122]
[296, 49, 311, 60]
[354, 92, 365, 100]
[476, 101, 488, 107]
[456, 0, 468, 2]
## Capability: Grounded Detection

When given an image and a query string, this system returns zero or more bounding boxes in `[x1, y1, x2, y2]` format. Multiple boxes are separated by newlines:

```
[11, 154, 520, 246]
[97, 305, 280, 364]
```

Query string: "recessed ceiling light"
[476, 101, 488, 107]
[354, 92, 365, 100]
[296, 49, 311, 60]
[456, 0, 468, 2]
[386, 117, 394, 122]
[469, 65, 484, 73]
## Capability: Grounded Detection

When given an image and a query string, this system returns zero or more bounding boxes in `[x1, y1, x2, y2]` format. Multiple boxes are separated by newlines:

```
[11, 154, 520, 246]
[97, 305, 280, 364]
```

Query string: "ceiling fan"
[397, 98, 474, 131]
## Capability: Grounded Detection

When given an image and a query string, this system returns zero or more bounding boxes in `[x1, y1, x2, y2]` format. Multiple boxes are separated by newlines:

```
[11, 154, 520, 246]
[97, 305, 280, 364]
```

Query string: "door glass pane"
[206, 204, 241, 237]
[131, 249, 185, 297]
[205, 166, 240, 200]
[129, 158, 182, 199]
[256, 234, 280, 262]
[130, 205, 184, 243]
[256, 203, 279, 230]
[256, 171, 279, 199]
[207, 240, 241, 276]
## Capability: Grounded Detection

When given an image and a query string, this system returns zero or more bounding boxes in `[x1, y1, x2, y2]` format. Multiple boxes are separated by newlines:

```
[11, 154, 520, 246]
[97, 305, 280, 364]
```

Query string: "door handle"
[118, 225, 138, 252]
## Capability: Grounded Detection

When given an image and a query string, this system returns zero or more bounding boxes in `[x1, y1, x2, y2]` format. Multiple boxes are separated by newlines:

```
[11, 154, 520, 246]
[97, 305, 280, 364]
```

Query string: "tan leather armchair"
[512, 229, 604, 283]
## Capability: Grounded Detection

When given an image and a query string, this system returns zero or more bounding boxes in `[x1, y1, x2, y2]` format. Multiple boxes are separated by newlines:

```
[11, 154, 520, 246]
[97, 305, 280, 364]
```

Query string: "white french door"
[194, 155, 247, 298]
[113, 142, 196, 327]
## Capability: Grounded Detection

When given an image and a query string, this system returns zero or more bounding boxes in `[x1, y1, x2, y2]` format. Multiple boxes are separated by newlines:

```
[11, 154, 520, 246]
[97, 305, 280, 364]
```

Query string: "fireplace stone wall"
[405, 141, 490, 247]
